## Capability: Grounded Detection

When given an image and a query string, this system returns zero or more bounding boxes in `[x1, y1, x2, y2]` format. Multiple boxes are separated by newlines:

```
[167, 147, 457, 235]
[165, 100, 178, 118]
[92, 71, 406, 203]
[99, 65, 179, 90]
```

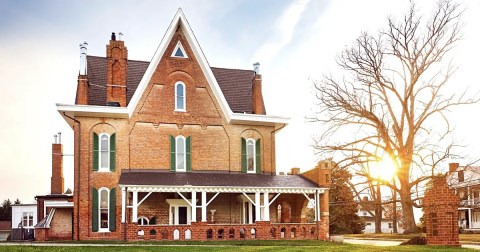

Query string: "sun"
[371, 155, 397, 181]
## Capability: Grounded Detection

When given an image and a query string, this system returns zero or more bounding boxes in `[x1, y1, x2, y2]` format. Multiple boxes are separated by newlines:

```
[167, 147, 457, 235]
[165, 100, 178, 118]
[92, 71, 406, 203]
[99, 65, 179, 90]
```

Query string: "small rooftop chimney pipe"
[79, 41, 88, 75]
[118, 32, 123, 40]
[253, 62, 260, 74]
[111, 32, 116, 41]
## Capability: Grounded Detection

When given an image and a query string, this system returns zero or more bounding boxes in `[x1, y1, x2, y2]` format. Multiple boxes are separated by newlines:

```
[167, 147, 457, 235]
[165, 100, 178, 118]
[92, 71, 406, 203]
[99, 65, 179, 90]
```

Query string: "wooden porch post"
[263, 192, 270, 221]
[201, 191, 207, 222]
[121, 187, 126, 223]
[191, 191, 197, 222]
[255, 192, 261, 221]
[132, 190, 138, 222]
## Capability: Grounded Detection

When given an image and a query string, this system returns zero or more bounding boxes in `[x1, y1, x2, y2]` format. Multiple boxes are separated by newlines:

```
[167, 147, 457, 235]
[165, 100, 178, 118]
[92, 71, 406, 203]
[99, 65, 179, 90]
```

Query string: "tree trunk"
[375, 183, 382, 233]
[399, 188, 417, 233]
[392, 181, 398, 233]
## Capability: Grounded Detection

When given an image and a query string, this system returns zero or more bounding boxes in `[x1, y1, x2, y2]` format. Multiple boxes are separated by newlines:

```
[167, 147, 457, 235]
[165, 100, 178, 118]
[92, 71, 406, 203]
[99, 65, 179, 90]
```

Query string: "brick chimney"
[252, 62, 265, 115]
[106, 32, 128, 107]
[449, 163, 459, 174]
[51, 133, 64, 194]
[75, 41, 89, 105]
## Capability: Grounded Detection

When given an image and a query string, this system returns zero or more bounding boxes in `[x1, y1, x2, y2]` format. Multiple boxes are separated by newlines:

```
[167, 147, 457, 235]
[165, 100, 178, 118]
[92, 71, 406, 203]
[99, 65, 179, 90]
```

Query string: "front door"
[178, 206, 188, 225]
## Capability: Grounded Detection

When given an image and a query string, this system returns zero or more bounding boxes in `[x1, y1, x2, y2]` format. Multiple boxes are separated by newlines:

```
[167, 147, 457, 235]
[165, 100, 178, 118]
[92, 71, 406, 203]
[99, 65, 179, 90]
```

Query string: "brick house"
[57, 9, 330, 241]
[448, 163, 480, 231]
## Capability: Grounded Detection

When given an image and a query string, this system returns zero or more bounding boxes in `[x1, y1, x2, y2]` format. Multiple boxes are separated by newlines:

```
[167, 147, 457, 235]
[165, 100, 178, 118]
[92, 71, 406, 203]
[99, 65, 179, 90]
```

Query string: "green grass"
[0, 240, 475, 252]
[344, 233, 480, 243]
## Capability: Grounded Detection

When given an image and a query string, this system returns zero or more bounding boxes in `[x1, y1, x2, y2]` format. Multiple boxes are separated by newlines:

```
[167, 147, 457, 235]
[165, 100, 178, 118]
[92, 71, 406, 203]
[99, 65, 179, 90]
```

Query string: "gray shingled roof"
[118, 170, 318, 188]
[81, 56, 263, 114]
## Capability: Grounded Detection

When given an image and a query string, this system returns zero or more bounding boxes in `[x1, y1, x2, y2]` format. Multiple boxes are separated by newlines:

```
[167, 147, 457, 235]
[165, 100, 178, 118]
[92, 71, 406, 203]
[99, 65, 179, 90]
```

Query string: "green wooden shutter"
[241, 138, 247, 173]
[92, 187, 99, 232]
[110, 133, 116, 172]
[256, 139, 261, 174]
[186, 136, 192, 172]
[170, 135, 176, 172]
[93, 133, 99, 171]
[109, 188, 116, 231]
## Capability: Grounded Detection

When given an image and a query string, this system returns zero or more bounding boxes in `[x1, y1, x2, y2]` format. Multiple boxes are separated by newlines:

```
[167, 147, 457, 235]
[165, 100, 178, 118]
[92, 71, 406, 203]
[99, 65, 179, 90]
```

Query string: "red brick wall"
[49, 208, 73, 240]
[51, 144, 64, 194]
[424, 177, 459, 246]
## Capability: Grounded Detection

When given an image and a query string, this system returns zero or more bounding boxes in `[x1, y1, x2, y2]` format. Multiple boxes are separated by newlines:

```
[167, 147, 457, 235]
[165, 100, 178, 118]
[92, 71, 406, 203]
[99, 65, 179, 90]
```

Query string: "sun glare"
[371, 155, 397, 181]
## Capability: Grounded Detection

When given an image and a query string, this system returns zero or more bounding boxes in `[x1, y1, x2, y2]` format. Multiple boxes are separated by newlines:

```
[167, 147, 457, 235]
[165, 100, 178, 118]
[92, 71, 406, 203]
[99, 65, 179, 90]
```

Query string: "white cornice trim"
[119, 185, 326, 194]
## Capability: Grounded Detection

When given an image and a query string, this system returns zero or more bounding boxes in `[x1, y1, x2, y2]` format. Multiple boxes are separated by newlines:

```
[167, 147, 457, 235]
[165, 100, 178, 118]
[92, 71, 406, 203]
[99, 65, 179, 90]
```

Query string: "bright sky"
[0, 0, 479, 205]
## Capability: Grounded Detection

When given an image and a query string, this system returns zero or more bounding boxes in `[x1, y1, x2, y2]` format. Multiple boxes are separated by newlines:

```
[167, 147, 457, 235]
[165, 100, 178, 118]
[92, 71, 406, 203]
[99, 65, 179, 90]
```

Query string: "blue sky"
[1, 0, 479, 226]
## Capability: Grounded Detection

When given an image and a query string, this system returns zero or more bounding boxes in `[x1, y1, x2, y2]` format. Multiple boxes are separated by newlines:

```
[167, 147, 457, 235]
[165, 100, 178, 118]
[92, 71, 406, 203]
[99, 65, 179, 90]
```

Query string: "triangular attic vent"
[171, 41, 188, 58]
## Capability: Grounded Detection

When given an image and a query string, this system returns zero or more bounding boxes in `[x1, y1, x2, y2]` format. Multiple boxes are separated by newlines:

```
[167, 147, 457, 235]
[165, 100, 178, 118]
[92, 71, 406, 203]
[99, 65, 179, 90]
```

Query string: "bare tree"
[313, 0, 477, 233]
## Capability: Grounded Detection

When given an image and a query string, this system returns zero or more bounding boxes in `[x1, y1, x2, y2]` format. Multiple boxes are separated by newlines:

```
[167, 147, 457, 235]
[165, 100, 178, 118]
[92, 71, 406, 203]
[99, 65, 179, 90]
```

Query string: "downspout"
[316, 189, 319, 240]
[63, 112, 81, 241]
[124, 186, 128, 242]
[270, 123, 286, 175]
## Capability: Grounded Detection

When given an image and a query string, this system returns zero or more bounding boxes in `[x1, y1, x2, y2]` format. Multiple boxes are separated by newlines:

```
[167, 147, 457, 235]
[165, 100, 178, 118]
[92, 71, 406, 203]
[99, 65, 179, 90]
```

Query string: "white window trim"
[98, 133, 110, 172]
[138, 216, 149, 226]
[246, 138, 256, 173]
[98, 187, 110, 232]
[174, 81, 186, 112]
[171, 41, 188, 58]
[176, 135, 186, 172]
[22, 212, 34, 228]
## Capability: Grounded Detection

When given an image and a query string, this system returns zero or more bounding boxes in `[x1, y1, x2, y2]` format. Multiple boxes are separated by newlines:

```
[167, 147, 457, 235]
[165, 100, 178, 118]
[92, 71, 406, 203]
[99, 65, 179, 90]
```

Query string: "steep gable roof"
[84, 56, 260, 114]
[58, 9, 288, 128]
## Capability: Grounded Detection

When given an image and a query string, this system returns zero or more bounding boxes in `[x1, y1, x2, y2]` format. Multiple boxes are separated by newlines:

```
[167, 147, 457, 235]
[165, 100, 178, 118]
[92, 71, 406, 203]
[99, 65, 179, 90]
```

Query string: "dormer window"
[175, 82, 186, 111]
[171, 41, 188, 58]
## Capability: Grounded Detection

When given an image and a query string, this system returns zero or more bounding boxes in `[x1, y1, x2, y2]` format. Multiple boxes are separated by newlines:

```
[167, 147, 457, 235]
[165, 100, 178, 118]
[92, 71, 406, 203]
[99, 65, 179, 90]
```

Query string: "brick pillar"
[252, 73, 265, 114]
[424, 177, 459, 246]
[319, 190, 329, 240]
[51, 143, 64, 194]
[106, 32, 128, 107]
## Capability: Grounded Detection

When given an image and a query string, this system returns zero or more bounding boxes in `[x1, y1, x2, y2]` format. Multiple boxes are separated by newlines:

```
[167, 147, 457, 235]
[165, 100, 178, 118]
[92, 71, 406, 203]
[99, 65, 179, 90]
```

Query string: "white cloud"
[250, 0, 310, 65]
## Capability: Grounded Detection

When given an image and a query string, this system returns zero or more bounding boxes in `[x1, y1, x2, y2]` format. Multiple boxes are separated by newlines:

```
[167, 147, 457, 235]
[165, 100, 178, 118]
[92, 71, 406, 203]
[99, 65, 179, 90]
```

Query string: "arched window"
[176, 136, 186, 171]
[99, 133, 110, 171]
[138, 216, 149, 226]
[99, 187, 110, 231]
[246, 139, 255, 173]
[175, 82, 186, 111]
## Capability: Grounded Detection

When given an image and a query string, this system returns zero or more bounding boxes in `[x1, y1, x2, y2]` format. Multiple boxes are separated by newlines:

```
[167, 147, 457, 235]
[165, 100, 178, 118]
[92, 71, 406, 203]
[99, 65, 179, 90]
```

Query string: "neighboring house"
[11, 204, 37, 240]
[448, 163, 480, 231]
[56, 9, 331, 241]
[357, 198, 402, 234]
[0, 221, 11, 241]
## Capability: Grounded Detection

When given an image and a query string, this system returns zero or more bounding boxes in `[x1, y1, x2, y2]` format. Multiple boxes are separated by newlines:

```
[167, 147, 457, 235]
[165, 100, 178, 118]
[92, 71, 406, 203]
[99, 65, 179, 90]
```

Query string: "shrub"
[400, 236, 426, 245]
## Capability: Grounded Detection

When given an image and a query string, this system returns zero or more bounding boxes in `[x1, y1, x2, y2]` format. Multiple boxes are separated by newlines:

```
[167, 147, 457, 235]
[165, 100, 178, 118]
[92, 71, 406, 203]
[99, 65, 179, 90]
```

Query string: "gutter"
[63, 112, 81, 241]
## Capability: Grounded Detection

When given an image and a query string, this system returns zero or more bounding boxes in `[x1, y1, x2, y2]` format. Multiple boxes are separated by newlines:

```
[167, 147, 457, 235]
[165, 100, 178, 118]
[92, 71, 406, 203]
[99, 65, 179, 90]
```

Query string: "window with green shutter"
[93, 133, 99, 171]
[109, 188, 116, 231]
[255, 139, 261, 174]
[170, 135, 176, 172]
[92, 187, 99, 232]
[186, 136, 191, 172]
[241, 138, 247, 173]
[110, 133, 116, 172]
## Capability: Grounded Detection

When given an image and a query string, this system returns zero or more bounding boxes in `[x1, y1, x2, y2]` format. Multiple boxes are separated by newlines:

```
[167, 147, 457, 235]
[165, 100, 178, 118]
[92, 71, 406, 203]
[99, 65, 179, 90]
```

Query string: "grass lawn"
[0, 240, 475, 252]
[344, 233, 480, 243]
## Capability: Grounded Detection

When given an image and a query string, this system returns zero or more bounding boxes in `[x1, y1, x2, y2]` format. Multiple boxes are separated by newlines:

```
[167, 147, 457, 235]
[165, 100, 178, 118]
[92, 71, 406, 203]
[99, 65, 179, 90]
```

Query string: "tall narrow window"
[100, 133, 109, 170]
[99, 188, 109, 230]
[175, 82, 186, 111]
[246, 139, 255, 173]
[170, 135, 191, 172]
[176, 136, 186, 171]
[93, 133, 116, 172]
[241, 138, 261, 174]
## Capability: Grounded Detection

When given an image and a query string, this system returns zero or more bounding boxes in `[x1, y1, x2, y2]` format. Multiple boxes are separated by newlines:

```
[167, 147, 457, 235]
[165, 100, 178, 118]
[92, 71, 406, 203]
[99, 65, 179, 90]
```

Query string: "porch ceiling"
[118, 170, 325, 193]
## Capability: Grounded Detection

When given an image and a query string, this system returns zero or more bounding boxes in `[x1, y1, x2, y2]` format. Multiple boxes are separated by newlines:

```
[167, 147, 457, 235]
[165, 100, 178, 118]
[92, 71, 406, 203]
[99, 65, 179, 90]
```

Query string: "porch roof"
[118, 170, 324, 193]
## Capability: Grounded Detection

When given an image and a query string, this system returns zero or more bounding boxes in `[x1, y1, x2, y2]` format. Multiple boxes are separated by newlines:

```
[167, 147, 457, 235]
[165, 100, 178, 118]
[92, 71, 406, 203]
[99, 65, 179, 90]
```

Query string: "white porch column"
[314, 192, 318, 221]
[191, 191, 197, 222]
[317, 191, 321, 221]
[255, 192, 261, 221]
[121, 188, 126, 223]
[263, 192, 270, 221]
[201, 191, 207, 222]
[132, 190, 138, 222]
[469, 208, 472, 229]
